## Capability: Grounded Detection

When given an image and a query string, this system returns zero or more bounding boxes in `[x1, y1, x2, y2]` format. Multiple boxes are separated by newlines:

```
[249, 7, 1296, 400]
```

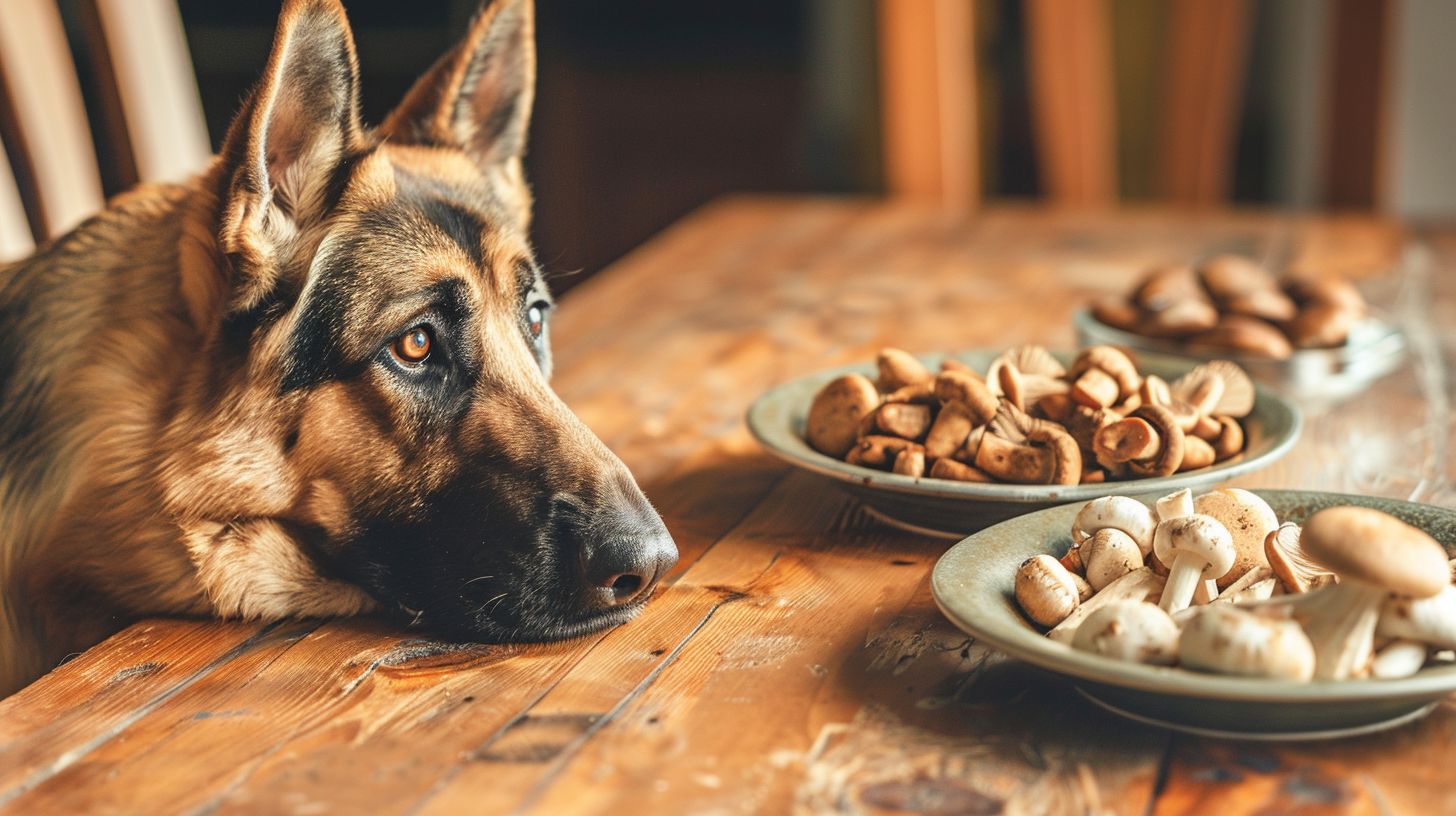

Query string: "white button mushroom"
[1371, 640, 1430, 679]
[1071, 495, 1157, 558]
[1284, 507, 1451, 680]
[1071, 601, 1180, 665]
[1015, 555, 1084, 628]
[1179, 604, 1315, 681]
[1082, 528, 1145, 591]
[1154, 514, 1235, 613]
[1048, 567, 1166, 643]
[1377, 585, 1456, 650]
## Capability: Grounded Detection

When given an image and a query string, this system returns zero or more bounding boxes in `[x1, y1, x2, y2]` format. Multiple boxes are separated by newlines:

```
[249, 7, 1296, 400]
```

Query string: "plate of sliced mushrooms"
[931, 488, 1456, 739]
[747, 346, 1301, 535]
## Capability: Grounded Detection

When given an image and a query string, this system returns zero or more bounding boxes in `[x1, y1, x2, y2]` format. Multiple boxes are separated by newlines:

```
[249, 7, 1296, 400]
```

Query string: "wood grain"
[0, 200, 1447, 815]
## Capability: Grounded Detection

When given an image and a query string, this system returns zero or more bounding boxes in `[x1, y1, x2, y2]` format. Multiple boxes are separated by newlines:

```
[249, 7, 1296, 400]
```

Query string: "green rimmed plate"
[747, 350, 1301, 536]
[930, 490, 1456, 739]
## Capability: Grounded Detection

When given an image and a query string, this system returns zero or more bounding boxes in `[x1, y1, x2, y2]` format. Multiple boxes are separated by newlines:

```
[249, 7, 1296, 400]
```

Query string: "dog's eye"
[527, 302, 548, 339]
[390, 326, 433, 365]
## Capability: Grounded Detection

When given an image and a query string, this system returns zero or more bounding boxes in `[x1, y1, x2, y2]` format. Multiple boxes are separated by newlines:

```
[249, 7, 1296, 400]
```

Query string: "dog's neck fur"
[0, 171, 228, 693]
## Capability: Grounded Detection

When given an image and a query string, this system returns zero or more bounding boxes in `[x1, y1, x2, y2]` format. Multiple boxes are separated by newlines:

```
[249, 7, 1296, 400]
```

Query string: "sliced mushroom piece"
[876, 347, 932, 391]
[846, 436, 922, 469]
[1071, 602, 1180, 666]
[1047, 567, 1166, 643]
[927, 457, 992, 483]
[1071, 495, 1156, 556]
[1083, 528, 1145, 591]
[1194, 489, 1277, 589]
[1179, 605, 1315, 681]
[1371, 640, 1430, 679]
[1154, 514, 1235, 613]
[1209, 416, 1244, 461]
[1276, 507, 1451, 680]
[1015, 555, 1083, 628]
[1377, 586, 1456, 650]
[1065, 405, 1121, 457]
[1264, 522, 1335, 593]
[1069, 366, 1121, 408]
[1212, 566, 1275, 603]
[1068, 346, 1142, 401]
[1178, 437, 1216, 472]
[1034, 392, 1075, 423]
[806, 374, 881, 458]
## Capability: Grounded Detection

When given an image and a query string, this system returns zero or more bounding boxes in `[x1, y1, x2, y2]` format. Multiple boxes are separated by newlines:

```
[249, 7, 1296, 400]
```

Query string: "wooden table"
[3, 199, 1454, 814]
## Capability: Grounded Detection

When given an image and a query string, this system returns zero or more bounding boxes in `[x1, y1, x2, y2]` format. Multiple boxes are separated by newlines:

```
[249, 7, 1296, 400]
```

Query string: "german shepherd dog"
[0, 0, 676, 696]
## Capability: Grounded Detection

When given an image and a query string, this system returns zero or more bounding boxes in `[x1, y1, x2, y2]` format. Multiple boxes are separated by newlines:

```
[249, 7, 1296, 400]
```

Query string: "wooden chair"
[877, 0, 1394, 210]
[0, 0, 210, 262]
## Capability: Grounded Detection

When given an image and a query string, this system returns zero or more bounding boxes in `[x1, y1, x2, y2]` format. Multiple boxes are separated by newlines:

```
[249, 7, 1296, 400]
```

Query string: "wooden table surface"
[3, 199, 1454, 815]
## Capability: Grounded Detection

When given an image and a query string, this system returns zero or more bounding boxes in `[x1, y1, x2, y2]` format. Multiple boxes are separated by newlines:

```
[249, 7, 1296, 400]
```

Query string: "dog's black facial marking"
[417, 199, 486, 269]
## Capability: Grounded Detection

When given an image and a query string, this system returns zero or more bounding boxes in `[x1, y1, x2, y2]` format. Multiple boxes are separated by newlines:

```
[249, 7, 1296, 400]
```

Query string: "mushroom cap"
[1194, 489, 1278, 588]
[1083, 529, 1145, 591]
[1179, 605, 1315, 681]
[805, 374, 881, 458]
[1072, 496, 1156, 556]
[1070, 601, 1180, 665]
[1300, 507, 1449, 598]
[876, 347, 932, 390]
[1015, 554, 1082, 628]
[1127, 405, 1185, 476]
[1154, 514, 1235, 580]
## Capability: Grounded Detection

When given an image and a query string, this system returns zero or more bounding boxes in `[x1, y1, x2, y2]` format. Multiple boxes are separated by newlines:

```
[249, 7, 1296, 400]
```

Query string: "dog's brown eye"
[391, 327, 432, 365]
[528, 303, 546, 339]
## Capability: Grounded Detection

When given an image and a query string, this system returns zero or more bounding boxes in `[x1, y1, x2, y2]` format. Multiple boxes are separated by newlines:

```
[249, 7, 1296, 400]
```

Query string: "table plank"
[0, 199, 1447, 815]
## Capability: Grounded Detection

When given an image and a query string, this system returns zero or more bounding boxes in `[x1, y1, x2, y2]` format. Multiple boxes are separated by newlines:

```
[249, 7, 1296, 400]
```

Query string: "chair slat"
[877, 0, 979, 209]
[1023, 0, 1117, 206]
[0, 0, 105, 237]
[0, 137, 36, 262]
[93, 0, 211, 184]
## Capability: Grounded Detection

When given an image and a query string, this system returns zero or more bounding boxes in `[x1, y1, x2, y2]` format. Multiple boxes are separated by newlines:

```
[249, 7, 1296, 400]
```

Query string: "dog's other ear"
[217, 0, 363, 308]
[380, 0, 535, 169]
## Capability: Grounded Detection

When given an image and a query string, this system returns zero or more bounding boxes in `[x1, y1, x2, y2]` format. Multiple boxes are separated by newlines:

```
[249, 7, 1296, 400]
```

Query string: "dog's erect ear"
[380, 0, 535, 169]
[217, 0, 363, 309]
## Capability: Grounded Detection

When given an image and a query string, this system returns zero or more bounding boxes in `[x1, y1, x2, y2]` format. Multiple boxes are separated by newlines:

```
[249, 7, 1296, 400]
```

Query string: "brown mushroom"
[1264, 522, 1335, 593]
[875, 402, 932, 439]
[806, 374, 881, 458]
[934, 371, 998, 424]
[1133, 264, 1205, 312]
[1093, 405, 1185, 477]
[1091, 297, 1143, 332]
[1068, 346, 1142, 404]
[1186, 314, 1294, 360]
[892, 448, 925, 477]
[1178, 436, 1216, 471]
[1285, 303, 1359, 349]
[923, 402, 975, 459]
[975, 402, 1082, 485]
[876, 347, 932, 391]
[846, 435, 922, 468]
[928, 458, 992, 482]
[1141, 300, 1221, 338]
[1209, 416, 1244, 461]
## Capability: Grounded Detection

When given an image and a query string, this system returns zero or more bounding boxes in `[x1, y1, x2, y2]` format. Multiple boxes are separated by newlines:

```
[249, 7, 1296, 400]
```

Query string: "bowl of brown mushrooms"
[931, 488, 1456, 738]
[746, 346, 1300, 536]
[1077, 255, 1406, 400]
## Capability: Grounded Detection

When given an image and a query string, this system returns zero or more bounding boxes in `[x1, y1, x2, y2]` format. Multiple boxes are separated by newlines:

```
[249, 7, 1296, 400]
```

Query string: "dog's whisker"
[459, 574, 495, 588]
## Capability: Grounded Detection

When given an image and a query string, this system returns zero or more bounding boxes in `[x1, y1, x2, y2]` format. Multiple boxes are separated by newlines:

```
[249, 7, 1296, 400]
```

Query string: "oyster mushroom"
[1015, 555, 1084, 628]
[1071, 602, 1180, 665]
[1071, 495, 1157, 557]
[1154, 514, 1235, 613]
[974, 402, 1082, 485]
[806, 374, 881, 458]
[1093, 405, 1185, 477]
[1194, 489, 1278, 589]
[1271, 507, 1451, 680]
[1082, 528, 1145, 591]
[1179, 605, 1315, 680]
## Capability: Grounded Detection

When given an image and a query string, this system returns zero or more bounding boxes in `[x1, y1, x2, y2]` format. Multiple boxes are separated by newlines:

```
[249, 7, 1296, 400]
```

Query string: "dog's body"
[0, 0, 675, 697]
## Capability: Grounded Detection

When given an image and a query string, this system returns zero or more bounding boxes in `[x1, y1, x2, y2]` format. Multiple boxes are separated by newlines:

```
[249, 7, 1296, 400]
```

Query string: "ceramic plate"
[1074, 309, 1406, 402]
[747, 350, 1301, 536]
[931, 490, 1456, 739]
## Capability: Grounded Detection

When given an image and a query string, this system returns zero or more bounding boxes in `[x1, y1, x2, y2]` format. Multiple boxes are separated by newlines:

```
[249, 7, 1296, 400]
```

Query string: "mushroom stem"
[1280, 582, 1390, 680]
[1162, 551, 1212, 612]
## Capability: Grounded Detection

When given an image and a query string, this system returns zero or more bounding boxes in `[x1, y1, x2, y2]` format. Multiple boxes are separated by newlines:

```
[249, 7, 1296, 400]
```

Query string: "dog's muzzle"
[556, 474, 678, 611]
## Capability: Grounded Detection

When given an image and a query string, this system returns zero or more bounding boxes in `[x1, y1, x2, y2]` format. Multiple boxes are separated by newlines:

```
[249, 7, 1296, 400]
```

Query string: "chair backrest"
[877, 0, 1392, 210]
[0, 0, 209, 262]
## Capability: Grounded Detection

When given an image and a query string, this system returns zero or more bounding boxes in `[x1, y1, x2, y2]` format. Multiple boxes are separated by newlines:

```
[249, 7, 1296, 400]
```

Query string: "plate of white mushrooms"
[930, 489, 1456, 739]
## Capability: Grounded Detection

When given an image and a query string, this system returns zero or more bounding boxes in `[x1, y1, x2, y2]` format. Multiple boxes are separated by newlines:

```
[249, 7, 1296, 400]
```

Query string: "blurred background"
[2, 0, 1454, 291]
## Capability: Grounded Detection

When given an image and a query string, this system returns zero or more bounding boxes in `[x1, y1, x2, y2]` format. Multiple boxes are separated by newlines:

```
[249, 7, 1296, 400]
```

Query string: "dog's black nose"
[572, 477, 678, 609]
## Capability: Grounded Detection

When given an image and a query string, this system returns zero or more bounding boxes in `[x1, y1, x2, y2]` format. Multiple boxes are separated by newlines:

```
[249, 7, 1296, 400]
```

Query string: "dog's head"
[161, 0, 675, 641]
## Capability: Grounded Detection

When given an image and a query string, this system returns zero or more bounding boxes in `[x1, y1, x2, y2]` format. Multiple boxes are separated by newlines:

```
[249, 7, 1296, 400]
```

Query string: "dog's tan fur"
[0, 0, 659, 697]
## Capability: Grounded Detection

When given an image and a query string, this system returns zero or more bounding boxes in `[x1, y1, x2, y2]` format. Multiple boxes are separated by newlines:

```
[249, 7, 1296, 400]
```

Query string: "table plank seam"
[0, 621, 301, 807]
